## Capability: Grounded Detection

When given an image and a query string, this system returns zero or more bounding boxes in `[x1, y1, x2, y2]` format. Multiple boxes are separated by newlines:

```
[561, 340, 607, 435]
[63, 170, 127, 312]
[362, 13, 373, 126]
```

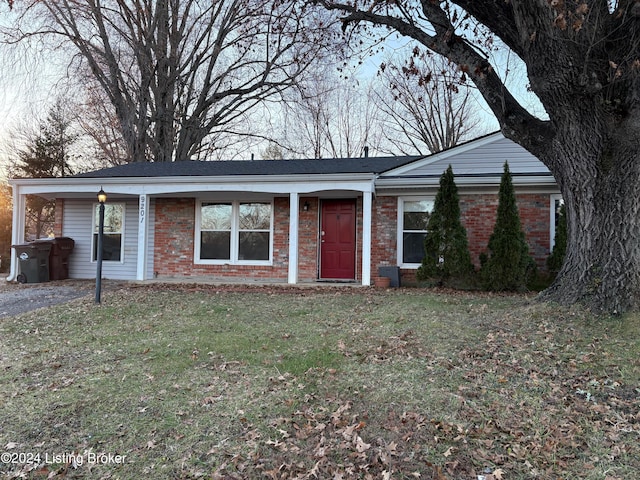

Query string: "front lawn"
[0, 284, 638, 479]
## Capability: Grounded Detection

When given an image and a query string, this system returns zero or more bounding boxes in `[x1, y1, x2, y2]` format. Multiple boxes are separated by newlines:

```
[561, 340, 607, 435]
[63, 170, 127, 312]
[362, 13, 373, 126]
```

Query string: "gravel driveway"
[0, 280, 94, 318]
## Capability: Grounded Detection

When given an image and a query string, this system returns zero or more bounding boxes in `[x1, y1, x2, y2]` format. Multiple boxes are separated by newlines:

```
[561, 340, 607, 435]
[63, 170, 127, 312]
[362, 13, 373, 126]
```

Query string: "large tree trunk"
[538, 118, 640, 314]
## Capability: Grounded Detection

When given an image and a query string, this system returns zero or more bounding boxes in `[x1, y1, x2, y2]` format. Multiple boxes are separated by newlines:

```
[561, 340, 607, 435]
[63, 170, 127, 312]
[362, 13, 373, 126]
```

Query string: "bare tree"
[375, 53, 482, 154]
[74, 79, 130, 167]
[262, 143, 285, 160]
[279, 68, 384, 158]
[2, 0, 336, 162]
[319, 1, 640, 314]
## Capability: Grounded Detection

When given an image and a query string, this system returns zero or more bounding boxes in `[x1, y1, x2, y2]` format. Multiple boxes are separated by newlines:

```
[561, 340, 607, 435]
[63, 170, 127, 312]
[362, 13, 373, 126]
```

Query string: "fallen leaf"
[355, 435, 371, 452]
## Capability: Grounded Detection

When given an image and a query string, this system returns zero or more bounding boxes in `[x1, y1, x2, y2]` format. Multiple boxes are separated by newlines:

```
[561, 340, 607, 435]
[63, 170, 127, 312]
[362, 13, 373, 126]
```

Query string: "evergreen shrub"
[417, 165, 474, 286]
[481, 162, 536, 291]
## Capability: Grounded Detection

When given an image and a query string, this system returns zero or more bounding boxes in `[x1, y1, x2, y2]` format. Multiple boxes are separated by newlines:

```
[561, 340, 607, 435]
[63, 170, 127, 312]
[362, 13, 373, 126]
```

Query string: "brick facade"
[371, 193, 552, 285]
[151, 191, 552, 283]
[371, 196, 398, 281]
[153, 197, 287, 281]
[461, 193, 551, 268]
[298, 197, 320, 281]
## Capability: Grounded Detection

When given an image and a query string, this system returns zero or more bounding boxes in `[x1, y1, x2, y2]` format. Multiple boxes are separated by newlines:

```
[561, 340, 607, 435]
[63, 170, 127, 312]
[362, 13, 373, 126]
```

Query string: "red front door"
[320, 199, 356, 280]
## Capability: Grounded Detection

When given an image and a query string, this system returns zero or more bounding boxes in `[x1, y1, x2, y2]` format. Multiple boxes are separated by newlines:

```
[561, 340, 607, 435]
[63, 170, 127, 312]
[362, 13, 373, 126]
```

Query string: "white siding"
[146, 198, 155, 279]
[63, 198, 139, 280]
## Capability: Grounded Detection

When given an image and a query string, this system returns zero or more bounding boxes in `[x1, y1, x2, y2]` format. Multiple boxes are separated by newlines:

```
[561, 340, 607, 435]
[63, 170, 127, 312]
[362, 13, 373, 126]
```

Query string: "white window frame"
[195, 199, 274, 266]
[397, 196, 435, 269]
[549, 194, 564, 251]
[91, 202, 125, 263]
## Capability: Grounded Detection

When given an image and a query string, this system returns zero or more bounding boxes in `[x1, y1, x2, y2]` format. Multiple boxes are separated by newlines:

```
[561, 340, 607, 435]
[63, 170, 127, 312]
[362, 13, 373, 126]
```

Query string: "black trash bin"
[38, 237, 75, 280]
[12, 242, 52, 283]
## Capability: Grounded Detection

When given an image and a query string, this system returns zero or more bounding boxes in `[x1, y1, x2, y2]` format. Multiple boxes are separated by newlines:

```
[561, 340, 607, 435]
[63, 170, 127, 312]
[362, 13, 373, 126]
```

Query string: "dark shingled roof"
[74, 156, 424, 178]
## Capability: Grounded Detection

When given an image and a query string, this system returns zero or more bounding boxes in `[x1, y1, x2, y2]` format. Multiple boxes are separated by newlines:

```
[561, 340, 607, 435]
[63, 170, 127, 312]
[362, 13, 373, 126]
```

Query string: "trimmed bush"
[481, 162, 535, 291]
[417, 165, 473, 286]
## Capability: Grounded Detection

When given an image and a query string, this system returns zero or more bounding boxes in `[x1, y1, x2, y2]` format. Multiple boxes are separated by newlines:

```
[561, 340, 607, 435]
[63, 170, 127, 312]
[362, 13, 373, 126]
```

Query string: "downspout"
[6, 183, 26, 282]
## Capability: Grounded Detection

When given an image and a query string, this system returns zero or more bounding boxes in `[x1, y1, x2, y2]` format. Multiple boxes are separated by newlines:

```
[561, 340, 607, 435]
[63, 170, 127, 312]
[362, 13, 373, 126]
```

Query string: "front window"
[92, 203, 124, 262]
[197, 201, 272, 264]
[399, 198, 434, 265]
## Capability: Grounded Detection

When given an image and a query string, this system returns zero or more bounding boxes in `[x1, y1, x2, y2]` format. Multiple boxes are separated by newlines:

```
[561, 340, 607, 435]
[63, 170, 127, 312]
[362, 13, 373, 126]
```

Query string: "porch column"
[362, 190, 372, 286]
[288, 192, 299, 284]
[136, 194, 149, 281]
[7, 185, 27, 282]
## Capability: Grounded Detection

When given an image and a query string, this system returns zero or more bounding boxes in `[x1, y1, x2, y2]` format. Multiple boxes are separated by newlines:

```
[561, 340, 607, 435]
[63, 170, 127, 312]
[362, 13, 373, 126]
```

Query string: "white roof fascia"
[9, 173, 377, 196]
[379, 132, 504, 177]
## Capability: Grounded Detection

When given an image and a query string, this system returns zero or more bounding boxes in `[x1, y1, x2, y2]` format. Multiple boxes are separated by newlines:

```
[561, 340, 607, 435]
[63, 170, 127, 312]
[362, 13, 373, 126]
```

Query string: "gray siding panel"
[63, 199, 139, 280]
[146, 198, 155, 279]
[395, 136, 550, 177]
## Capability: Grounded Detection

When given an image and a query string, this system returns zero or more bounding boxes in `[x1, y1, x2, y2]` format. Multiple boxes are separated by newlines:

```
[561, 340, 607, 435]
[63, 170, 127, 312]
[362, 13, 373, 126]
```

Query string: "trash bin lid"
[54, 237, 75, 249]
[32, 242, 52, 252]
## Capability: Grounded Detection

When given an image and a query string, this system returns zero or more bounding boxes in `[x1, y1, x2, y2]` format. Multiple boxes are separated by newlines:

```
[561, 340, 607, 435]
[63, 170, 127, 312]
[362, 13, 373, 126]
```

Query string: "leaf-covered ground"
[0, 282, 638, 479]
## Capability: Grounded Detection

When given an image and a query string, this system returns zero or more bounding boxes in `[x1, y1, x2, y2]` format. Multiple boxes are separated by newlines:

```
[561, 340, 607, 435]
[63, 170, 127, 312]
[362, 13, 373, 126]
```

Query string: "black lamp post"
[95, 188, 107, 304]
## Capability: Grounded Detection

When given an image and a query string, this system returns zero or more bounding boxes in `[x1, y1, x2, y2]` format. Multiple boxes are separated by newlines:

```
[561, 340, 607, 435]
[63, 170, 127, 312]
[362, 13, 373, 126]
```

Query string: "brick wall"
[298, 197, 319, 281]
[460, 193, 551, 268]
[152, 196, 368, 282]
[153, 197, 288, 281]
[355, 197, 363, 281]
[371, 196, 397, 279]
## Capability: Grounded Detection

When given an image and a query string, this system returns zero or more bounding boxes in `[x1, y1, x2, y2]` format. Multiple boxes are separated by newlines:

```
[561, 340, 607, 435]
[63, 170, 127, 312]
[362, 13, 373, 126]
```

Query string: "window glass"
[403, 232, 428, 264]
[198, 201, 272, 263]
[201, 231, 231, 260]
[239, 203, 271, 230]
[201, 203, 232, 230]
[402, 199, 434, 264]
[239, 231, 270, 260]
[93, 204, 124, 261]
[403, 200, 432, 230]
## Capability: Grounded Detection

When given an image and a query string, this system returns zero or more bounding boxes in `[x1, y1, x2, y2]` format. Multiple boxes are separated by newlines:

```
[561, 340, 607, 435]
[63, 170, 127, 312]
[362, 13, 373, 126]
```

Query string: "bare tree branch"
[3, 0, 338, 161]
[374, 54, 483, 155]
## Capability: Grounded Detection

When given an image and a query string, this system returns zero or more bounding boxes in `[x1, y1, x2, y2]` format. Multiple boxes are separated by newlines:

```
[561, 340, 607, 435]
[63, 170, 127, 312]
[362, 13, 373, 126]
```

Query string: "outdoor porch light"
[97, 188, 107, 204]
[303, 201, 310, 211]
[95, 188, 107, 304]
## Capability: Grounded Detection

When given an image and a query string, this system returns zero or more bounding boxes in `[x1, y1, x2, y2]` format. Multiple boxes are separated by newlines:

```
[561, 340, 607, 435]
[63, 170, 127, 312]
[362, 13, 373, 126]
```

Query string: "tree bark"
[539, 116, 640, 314]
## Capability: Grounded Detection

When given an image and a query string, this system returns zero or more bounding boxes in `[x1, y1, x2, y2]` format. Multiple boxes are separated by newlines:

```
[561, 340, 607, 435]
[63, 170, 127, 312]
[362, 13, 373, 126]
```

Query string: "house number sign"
[139, 196, 146, 224]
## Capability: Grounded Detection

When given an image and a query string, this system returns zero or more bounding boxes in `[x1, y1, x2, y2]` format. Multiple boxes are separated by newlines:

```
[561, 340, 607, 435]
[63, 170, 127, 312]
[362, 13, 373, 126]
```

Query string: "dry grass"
[0, 283, 638, 479]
